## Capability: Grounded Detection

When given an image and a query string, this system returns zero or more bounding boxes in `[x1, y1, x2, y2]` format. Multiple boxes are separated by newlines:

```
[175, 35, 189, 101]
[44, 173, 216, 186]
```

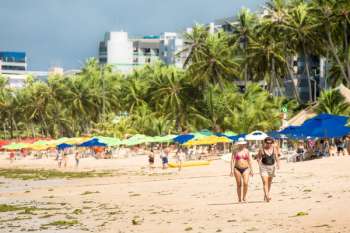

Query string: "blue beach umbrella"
[173, 134, 195, 144]
[78, 138, 107, 147]
[300, 113, 350, 138]
[57, 143, 73, 151]
[228, 134, 246, 141]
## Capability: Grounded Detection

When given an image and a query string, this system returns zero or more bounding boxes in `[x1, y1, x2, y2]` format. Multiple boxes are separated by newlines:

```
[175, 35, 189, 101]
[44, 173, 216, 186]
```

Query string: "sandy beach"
[0, 155, 350, 233]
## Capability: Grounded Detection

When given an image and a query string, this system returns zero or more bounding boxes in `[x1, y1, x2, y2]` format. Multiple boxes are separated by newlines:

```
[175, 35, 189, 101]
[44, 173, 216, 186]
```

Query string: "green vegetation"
[294, 211, 309, 217]
[72, 209, 83, 215]
[1, 0, 350, 139]
[316, 89, 350, 115]
[0, 204, 39, 213]
[80, 191, 100, 195]
[43, 220, 79, 227]
[131, 216, 143, 225]
[0, 168, 111, 180]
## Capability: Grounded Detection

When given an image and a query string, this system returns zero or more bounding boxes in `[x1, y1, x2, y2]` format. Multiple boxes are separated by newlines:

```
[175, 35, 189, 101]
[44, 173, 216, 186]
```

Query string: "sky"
[0, 0, 264, 70]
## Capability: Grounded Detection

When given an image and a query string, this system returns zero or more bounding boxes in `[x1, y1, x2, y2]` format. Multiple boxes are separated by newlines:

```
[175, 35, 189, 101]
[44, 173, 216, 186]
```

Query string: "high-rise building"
[99, 31, 134, 73]
[160, 32, 186, 68]
[0, 51, 27, 72]
[98, 31, 186, 73]
[132, 35, 161, 67]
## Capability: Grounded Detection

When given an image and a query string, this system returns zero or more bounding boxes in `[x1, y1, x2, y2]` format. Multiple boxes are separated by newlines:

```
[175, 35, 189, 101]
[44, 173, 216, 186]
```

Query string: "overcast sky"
[0, 0, 264, 70]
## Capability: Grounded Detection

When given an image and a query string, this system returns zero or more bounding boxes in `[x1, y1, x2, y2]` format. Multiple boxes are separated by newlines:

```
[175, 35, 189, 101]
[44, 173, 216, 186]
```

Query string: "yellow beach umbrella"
[64, 137, 90, 145]
[29, 144, 51, 151]
[184, 135, 232, 146]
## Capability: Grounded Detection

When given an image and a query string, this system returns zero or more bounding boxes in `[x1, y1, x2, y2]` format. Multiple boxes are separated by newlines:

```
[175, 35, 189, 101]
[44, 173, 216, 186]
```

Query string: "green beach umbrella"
[3, 143, 31, 150]
[94, 136, 122, 147]
[148, 135, 176, 143]
[122, 134, 153, 146]
[223, 131, 237, 137]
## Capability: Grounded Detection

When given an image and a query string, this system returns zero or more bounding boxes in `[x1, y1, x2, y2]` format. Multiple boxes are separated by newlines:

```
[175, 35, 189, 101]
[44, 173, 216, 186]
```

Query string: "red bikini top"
[234, 151, 249, 161]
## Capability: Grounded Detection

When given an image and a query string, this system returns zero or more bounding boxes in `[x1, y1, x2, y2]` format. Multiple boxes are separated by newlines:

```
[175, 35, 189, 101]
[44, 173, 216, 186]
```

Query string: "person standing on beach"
[230, 138, 254, 203]
[161, 147, 169, 169]
[148, 148, 155, 170]
[75, 151, 80, 168]
[257, 137, 280, 202]
[9, 151, 15, 163]
[175, 147, 185, 171]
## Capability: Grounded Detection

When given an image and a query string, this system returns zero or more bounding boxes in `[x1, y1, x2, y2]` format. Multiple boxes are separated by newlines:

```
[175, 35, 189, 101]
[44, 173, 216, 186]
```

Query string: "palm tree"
[148, 65, 187, 129]
[316, 89, 350, 114]
[281, 1, 319, 103]
[311, 0, 350, 86]
[261, 0, 302, 102]
[229, 8, 257, 87]
[186, 32, 241, 89]
[179, 24, 209, 68]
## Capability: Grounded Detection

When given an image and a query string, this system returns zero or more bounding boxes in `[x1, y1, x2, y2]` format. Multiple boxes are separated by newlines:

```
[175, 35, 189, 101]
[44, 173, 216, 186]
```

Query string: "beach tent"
[184, 135, 232, 146]
[245, 131, 268, 141]
[2, 143, 32, 150]
[57, 143, 73, 151]
[79, 138, 107, 147]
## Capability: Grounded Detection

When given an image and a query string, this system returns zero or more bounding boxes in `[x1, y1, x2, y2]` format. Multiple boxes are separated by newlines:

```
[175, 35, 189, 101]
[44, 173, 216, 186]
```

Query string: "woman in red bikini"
[230, 138, 254, 203]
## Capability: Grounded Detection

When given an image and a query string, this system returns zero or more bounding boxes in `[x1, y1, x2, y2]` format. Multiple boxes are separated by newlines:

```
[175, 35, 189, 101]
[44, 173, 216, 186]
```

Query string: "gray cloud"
[0, 0, 264, 70]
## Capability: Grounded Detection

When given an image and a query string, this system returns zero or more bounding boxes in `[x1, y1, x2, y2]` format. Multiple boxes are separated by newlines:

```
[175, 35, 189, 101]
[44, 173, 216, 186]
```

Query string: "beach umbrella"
[245, 131, 268, 141]
[2, 143, 32, 150]
[0, 140, 10, 149]
[184, 135, 232, 146]
[267, 131, 287, 139]
[228, 134, 246, 141]
[173, 134, 195, 144]
[93, 136, 122, 146]
[78, 138, 107, 147]
[57, 143, 73, 151]
[299, 114, 350, 138]
[148, 135, 176, 143]
[121, 134, 153, 146]
[65, 137, 90, 145]
[29, 144, 51, 151]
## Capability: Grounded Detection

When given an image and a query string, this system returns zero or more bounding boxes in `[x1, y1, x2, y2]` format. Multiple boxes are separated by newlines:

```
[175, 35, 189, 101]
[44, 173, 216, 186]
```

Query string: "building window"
[154, 49, 159, 56]
[133, 58, 139, 63]
[2, 65, 25, 71]
[144, 48, 151, 55]
[99, 57, 107, 64]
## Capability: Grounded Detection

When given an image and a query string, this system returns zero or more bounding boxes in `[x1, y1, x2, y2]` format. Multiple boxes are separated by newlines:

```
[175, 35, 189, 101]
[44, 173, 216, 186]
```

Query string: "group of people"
[230, 137, 280, 203]
[147, 145, 186, 171]
[294, 136, 350, 160]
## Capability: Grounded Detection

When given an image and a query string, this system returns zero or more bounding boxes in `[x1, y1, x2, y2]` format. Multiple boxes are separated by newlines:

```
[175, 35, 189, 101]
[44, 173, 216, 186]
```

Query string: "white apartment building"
[160, 32, 186, 68]
[98, 31, 186, 73]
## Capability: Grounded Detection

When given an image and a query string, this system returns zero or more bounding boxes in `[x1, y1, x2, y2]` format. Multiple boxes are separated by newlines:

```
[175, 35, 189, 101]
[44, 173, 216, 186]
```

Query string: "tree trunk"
[286, 60, 301, 103]
[327, 31, 350, 85]
[244, 63, 248, 91]
[9, 115, 14, 139]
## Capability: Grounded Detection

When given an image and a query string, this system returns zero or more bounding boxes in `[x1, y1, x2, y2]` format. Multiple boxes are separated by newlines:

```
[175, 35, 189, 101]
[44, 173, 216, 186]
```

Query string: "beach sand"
[0, 155, 349, 233]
